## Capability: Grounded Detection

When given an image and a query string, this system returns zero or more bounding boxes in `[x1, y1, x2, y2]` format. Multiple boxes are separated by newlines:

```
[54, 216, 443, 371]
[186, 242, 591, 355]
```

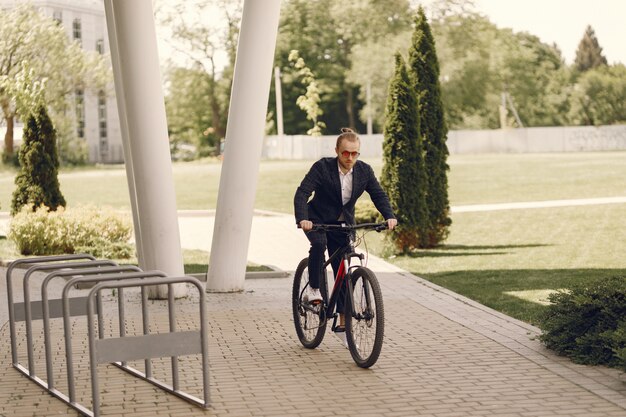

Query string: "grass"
[2, 152, 625, 211]
[364, 203, 626, 325]
[1, 151, 625, 325]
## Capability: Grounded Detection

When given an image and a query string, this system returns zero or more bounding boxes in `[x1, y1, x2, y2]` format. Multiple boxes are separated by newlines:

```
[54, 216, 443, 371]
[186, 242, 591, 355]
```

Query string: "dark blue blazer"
[294, 157, 395, 225]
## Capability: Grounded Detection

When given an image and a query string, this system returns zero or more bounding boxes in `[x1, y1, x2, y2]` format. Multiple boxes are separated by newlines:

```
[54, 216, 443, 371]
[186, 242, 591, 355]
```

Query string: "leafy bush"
[9, 205, 134, 259]
[355, 201, 382, 224]
[538, 276, 626, 371]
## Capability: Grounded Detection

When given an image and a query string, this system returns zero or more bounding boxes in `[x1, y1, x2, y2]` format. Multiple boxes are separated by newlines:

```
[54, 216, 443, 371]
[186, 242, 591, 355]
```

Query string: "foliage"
[574, 25, 608, 73]
[348, 33, 411, 132]
[9, 204, 133, 258]
[158, 0, 241, 156]
[494, 31, 568, 128]
[164, 66, 220, 157]
[287, 50, 325, 136]
[0, 4, 110, 160]
[538, 276, 626, 371]
[56, 131, 89, 166]
[568, 64, 626, 126]
[272, 0, 413, 134]
[408, 7, 451, 247]
[11, 105, 66, 215]
[381, 53, 429, 252]
[431, 6, 570, 129]
[354, 201, 382, 224]
[432, 11, 496, 129]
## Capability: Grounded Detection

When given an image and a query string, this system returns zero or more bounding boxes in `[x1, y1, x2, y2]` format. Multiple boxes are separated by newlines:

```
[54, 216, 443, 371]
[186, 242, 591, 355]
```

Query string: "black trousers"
[305, 227, 350, 312]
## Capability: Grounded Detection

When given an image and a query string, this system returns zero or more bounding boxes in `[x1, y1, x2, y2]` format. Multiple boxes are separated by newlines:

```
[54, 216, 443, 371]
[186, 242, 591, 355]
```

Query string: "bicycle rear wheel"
[345, 267, 384, 368]
[292, 257, 327, 348]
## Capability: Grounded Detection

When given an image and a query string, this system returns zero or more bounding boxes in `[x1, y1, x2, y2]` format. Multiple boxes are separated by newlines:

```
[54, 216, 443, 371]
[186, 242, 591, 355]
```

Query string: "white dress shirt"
[338, 163, 353, 207]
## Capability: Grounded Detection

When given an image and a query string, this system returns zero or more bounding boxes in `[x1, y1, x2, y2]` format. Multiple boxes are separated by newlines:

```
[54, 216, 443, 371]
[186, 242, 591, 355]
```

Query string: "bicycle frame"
[317, 235, 365, 330]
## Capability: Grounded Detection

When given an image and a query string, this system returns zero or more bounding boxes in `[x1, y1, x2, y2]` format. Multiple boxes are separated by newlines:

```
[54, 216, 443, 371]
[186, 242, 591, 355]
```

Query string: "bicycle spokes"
[292, 258, 327, 349]
[345, 268, 384, 368]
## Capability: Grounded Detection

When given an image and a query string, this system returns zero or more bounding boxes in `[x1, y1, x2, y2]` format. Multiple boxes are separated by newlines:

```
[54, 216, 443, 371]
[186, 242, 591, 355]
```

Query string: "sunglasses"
[340, 151, 360, 158]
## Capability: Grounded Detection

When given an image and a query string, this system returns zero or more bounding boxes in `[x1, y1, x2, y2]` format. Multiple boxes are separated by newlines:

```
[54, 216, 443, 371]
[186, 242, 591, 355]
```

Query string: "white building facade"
[0, 0, 123, 163]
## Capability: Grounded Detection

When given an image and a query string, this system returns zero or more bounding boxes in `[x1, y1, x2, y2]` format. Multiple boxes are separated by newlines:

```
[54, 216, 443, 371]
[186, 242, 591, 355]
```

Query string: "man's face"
[336, 139, 360, 172]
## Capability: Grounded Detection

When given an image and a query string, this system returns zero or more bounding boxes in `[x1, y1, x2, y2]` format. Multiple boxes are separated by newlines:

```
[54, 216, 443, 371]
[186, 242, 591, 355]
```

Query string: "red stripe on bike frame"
[332, 259, 347, 293]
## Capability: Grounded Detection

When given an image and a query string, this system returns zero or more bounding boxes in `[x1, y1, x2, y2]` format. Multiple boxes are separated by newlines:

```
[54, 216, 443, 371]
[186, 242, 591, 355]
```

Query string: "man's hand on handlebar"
[299, 220, 313, 231]
[386, 218, 397, 231]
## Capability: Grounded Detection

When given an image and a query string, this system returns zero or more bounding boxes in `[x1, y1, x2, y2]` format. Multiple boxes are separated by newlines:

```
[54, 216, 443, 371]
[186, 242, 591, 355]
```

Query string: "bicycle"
[292, 222, 388, 368]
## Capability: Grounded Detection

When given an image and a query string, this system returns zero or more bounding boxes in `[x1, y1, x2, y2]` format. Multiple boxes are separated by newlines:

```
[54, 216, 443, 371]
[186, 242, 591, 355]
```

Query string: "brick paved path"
[1, 266, 624, 417]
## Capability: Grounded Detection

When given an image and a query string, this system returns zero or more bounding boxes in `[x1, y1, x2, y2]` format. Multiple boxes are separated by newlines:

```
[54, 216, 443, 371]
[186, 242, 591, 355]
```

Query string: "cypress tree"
[408, 6, 451, 247]
[574, 25, 608, 72]
[381, 52, 429, 252]
[11, 104, 66, 215]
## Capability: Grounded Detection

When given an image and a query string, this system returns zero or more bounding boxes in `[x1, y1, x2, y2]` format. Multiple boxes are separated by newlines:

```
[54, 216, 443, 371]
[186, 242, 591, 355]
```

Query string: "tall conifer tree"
[381, 53, 429, 251]
[11, 105, 66, 214]
[408, 6, 451, 247]
[574, 25, 608, 72]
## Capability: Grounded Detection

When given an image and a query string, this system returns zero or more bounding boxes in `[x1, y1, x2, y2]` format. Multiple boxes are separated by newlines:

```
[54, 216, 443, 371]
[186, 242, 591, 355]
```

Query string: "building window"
[98, 91, 108, 160]
[73, 18, 82, 43]
[96, 39, 104, 54]
[75, 89, 85, 139]
[53, 10, 62, 24]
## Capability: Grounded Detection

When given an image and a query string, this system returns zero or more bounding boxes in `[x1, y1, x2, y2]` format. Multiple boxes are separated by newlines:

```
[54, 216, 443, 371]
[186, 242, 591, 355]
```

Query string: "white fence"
[262, 125, 626, 160]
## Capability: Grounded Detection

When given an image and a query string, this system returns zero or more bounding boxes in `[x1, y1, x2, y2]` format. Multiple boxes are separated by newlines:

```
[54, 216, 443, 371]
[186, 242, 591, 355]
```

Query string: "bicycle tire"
[292, 257, 327, 348]
[345, 267, 384, 368]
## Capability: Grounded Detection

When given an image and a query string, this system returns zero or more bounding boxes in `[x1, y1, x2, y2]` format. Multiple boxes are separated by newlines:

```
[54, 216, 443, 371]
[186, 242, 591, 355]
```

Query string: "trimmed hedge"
[538, 276, 626, 371]
[9, 205, 134, 259]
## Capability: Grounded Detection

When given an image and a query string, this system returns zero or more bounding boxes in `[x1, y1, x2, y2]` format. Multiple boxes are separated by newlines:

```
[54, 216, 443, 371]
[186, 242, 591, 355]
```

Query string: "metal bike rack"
[83, 276, 210, 417]
[5, 256, 210, 416]
[16, 259, 120, 379]
[6, 254, 97, 367]
[40, 265, 143, 393]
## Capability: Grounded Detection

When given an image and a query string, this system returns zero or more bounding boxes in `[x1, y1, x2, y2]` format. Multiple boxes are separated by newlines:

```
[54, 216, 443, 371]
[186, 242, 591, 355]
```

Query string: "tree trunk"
[4, 115, 14, 158]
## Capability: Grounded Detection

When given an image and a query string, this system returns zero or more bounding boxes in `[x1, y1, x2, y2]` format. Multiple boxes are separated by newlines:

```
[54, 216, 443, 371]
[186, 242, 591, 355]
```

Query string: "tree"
[164, 66, 220, 157]
[430, 9, 497, 129]
[158, 0, 241, 155]
[0, 4, 110, 161]
[574, 25, 608, 72]
[408, 6, 451, 247]
[11, 104, 65, 215]
[273, 0, 412, 134]
[381, 53, 428, 252]
[568, 64, 626, 126]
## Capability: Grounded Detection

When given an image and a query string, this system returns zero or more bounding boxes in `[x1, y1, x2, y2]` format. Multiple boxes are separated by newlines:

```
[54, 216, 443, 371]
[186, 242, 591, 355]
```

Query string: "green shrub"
[538, 276, 626, 371]
[408, 6, 452, 247]
[9, 205, 134, 259]
[355, 201, 382, 224]
[381, 52, 429, 252]
[11, 105, 66, 215]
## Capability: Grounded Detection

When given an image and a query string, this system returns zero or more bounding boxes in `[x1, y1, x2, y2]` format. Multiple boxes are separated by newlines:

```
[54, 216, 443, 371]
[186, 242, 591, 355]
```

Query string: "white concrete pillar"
[207, 0, 282, 292]
[103, 1, 145, 268]
[104, 0, 186, 298]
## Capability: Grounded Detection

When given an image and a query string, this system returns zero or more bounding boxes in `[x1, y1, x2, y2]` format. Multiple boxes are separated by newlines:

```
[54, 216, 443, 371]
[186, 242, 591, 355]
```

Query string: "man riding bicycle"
[293, 128, 397, 341]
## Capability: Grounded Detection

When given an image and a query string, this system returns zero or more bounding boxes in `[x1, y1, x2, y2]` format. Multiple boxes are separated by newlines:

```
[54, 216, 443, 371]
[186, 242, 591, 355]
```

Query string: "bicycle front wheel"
[345, 267, 384, 368]
[292, 257, 327, 349]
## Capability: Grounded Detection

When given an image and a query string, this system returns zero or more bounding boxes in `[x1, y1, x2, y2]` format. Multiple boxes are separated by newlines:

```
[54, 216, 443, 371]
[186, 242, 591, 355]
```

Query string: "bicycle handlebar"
[298, 222, 389, 232]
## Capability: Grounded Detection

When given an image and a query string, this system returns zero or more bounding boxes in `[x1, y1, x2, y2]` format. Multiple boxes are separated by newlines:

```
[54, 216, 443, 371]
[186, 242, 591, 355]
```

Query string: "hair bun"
[340, 127, 354, 134]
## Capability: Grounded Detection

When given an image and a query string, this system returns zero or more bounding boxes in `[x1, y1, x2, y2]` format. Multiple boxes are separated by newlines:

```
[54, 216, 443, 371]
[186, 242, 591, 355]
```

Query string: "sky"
[471, 0, 626, 65]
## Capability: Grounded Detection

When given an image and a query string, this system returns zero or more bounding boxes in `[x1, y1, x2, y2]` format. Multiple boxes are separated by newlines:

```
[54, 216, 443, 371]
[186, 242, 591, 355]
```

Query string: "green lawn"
[1, 152, 625, 211]
[1, 151, 625, 326]
[364, 203, 626, 325]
